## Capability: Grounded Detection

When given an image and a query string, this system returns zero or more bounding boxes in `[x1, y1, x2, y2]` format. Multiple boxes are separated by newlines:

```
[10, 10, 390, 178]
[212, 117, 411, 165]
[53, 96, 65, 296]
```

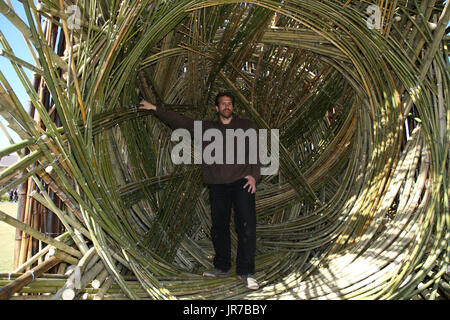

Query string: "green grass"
[0, 201, 17, 272]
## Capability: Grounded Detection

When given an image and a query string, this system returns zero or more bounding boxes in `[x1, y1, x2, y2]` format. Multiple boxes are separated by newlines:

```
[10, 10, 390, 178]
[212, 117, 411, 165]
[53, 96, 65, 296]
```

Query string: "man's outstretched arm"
[139, 100, 157, 111]
[139, 100, 195, 134]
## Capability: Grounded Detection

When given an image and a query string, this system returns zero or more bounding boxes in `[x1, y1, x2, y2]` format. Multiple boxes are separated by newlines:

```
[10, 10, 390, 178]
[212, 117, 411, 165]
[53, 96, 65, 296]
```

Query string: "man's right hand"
[139, 100, 157, 111]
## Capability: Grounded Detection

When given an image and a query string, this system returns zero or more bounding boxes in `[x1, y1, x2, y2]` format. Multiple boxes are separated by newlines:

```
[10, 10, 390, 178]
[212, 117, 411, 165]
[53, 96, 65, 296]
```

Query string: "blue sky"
[0, 1, 449, 152]
[0, 0, 33, 150]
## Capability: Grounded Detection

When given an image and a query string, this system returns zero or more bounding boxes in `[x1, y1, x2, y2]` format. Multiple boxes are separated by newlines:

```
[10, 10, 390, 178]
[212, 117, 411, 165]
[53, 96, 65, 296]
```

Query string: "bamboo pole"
[91, 268, 109, 289]
[64, 260, 105, 299]
[53, 247, 96, 300]
[47, 248, 79, 266]
[93, 264, 123, 300]
[18, 178, 32, 268]
[0, 209, 82, 259]
[0, 0, 67, 70]
[14, 71, 39, 269]
[0, 256, 60, 300]
[13, 232, 71, 273]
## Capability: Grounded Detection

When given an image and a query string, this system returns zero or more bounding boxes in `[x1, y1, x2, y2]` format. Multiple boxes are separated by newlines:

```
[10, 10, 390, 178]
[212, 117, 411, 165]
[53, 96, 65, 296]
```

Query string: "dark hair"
[215, 92, 235, 107]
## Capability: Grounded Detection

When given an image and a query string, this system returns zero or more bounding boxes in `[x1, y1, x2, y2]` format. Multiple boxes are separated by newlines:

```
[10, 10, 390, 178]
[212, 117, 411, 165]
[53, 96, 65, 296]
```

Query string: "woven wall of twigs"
[0, 0, 448, 300]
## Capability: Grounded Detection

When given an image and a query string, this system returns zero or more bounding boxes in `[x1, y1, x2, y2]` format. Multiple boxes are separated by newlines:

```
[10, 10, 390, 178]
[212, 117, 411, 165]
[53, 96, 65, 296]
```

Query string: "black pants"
[208, 178, 256, 275]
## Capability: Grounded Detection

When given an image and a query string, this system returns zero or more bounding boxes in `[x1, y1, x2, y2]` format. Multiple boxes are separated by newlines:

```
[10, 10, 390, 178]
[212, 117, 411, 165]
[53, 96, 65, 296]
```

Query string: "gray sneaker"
[240, 274, 259, 290]
[202, 268, 230, 278]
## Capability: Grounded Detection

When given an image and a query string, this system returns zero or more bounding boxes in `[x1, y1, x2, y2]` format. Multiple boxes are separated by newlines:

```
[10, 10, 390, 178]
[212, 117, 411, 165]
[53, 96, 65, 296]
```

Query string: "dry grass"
[0, 201, 17, 272]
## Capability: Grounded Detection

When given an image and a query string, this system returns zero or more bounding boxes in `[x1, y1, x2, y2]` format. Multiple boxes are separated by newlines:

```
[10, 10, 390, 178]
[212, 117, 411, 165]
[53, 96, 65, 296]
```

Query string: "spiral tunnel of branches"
[0, 0, 448, 300]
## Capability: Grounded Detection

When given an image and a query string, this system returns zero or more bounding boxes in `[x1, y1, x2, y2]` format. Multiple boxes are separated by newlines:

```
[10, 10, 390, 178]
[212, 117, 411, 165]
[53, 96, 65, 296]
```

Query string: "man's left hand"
[243, 175, 256, 194]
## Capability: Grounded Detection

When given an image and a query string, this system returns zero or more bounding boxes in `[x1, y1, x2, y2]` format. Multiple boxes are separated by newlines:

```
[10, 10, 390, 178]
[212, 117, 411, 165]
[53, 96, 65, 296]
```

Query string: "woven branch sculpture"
[0, 0, 448, 300]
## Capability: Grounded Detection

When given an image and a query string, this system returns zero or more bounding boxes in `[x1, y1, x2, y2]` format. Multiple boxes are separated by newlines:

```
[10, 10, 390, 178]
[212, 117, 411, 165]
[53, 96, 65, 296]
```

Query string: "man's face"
[216, 96, 234, 119]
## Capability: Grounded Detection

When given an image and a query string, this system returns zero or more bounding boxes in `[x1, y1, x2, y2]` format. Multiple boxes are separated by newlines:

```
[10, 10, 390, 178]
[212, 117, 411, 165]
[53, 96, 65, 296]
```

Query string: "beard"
[219, 109, 233, 119]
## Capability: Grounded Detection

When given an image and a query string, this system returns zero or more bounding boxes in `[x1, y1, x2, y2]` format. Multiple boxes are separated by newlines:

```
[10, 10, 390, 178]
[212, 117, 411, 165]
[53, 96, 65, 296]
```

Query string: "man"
[139, 92, 260, 290]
